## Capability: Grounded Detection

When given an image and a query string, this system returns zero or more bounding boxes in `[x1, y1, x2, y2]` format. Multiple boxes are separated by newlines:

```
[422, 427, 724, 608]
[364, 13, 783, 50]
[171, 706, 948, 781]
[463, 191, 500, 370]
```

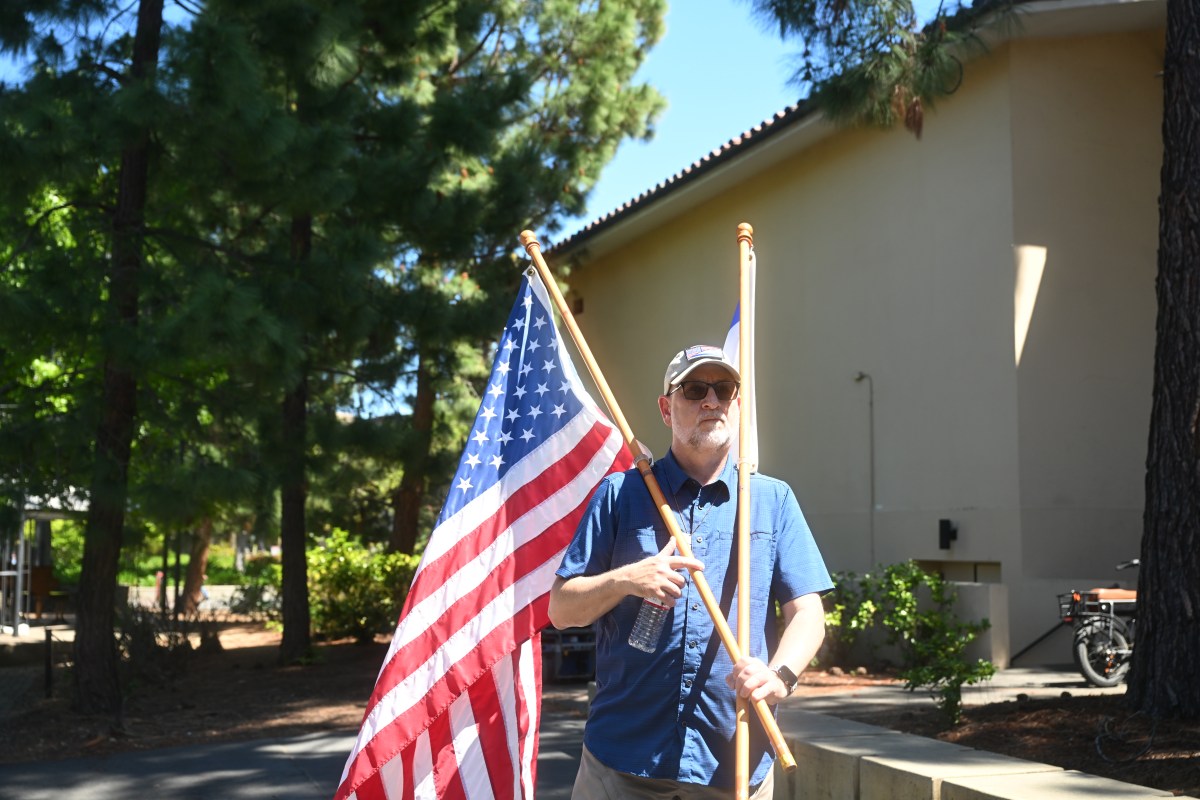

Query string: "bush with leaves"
[308, 529, 418, 644]
[876, 561, 996, 724]
[823, 561, 995, 724]
[50, 520, 86, 586]
[820, 570, 879, 667]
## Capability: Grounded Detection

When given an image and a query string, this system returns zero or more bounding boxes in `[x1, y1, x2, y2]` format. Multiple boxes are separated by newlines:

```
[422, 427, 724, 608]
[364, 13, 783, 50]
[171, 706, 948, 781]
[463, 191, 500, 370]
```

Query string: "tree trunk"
[1129, 0, 1200, 720]
[279, 214, 312, 665]
[391, 351, 435, 554]
[180, 517, 212, 615]
[72, 0, 164, 717]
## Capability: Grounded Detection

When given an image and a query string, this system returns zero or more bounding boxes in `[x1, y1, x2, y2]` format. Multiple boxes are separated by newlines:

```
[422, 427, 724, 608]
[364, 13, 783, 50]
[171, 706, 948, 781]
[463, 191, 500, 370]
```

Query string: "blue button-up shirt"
[555, 450, 833, 788]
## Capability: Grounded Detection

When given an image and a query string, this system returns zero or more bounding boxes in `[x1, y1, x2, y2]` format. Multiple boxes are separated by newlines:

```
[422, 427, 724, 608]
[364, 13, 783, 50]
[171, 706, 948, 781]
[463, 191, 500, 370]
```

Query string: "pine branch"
[1, 200, 97, 271]
[445, 18, 501, 80]
[142, 224, 265, 266]
[82, 59, 127, 86]
[97, 0, 143, 56]
[173, 0, 202, 17]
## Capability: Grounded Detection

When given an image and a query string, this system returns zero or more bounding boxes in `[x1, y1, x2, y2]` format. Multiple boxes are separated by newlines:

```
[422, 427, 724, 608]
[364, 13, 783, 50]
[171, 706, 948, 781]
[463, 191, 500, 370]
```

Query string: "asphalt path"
[0, 667, 1122, 799]
[0, 701, 587, 800]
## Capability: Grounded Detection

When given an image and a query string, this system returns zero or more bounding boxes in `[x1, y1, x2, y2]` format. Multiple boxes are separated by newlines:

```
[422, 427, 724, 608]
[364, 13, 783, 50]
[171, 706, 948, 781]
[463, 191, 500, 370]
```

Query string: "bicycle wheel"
[1074, 619, 1131, 688]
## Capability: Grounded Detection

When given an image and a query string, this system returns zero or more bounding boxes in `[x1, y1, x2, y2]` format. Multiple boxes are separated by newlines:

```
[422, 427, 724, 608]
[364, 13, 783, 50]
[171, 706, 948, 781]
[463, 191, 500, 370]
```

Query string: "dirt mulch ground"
[837, 692, 1200, 797]
[1, 622, 1197, 797]
[0, 622, 383, 764]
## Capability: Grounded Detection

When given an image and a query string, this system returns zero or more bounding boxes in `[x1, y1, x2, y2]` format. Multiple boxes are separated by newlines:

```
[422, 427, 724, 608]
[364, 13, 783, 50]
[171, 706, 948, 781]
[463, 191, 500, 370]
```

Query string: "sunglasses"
[669, 380, 740, 403]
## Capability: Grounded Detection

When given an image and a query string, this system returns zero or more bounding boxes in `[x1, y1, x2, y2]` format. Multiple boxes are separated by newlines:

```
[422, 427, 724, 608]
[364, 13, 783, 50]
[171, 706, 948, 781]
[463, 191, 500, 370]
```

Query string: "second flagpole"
[518, 230, 796, 774]
[735, 222, 754, 799]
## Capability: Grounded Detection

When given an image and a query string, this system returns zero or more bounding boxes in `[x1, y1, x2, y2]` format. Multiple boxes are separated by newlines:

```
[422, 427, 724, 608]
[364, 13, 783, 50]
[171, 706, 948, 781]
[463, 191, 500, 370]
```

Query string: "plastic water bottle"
[628, 599, 670, 653]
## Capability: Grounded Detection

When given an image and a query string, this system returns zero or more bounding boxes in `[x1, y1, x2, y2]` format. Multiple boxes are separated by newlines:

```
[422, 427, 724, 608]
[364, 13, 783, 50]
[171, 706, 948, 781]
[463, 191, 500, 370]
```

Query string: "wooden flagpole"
[519, 230, 796, 773]
[735, 222, 754, 799]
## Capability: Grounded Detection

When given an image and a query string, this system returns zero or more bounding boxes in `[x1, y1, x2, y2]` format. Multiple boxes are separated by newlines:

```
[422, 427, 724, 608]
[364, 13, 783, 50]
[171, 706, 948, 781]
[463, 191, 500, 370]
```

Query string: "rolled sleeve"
[770, 483, 834, 602]
[557, 472, 622, 580]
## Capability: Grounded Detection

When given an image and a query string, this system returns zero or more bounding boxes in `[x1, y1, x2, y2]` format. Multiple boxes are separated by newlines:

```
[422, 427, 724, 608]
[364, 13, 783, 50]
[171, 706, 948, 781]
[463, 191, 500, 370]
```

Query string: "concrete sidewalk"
[793, 664, 1124, 718]
[0, 666, 1122, 799]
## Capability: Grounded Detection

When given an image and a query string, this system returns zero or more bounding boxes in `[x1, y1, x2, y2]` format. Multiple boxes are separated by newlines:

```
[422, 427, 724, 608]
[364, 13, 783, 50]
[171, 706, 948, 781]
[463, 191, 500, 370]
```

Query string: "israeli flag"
[724, 249, 758, 472]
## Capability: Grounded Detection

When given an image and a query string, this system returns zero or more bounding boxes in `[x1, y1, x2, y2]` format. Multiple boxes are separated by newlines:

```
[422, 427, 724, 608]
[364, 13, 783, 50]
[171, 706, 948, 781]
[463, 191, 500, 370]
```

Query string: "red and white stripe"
[334, 407, 629, 800]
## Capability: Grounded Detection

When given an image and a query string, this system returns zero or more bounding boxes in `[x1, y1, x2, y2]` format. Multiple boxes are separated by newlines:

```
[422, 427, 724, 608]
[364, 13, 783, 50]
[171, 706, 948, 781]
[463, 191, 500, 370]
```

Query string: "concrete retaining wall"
[774, 709, 1194, 799]
[125, 584, 240, 609]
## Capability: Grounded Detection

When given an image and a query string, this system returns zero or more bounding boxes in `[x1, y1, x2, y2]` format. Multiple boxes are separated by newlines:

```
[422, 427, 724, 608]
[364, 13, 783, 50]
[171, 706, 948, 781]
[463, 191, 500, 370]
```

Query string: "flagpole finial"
[520, 230, 541, 251]
[737, 222, 754, 244]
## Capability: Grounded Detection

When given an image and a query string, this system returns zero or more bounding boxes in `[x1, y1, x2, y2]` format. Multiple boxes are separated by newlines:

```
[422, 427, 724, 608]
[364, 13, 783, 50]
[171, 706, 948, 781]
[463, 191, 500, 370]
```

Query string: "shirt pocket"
[613, 525, 665, 568]
[749, 529, 777, 594]
[709, 529, 776, 609]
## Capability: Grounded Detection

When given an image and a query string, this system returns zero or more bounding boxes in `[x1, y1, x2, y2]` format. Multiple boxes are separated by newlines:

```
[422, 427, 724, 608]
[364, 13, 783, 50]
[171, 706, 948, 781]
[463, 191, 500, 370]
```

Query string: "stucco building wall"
[552, 21, 1163, 662]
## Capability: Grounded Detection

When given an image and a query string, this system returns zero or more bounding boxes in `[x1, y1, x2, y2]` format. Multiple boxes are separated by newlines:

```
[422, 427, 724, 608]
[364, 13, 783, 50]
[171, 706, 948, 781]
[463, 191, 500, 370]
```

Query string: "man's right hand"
[623, 539, 704, 602]
[549, 539, 704, 629]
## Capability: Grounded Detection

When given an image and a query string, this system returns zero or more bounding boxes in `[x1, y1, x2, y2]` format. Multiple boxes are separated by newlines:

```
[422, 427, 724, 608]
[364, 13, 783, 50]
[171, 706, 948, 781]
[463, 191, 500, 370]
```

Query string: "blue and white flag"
[723, 249, 758, 472]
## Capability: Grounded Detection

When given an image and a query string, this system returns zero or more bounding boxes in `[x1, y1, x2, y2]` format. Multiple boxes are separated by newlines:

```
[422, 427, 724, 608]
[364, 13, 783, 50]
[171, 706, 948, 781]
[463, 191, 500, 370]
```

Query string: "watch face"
[774, 665, 798, 693]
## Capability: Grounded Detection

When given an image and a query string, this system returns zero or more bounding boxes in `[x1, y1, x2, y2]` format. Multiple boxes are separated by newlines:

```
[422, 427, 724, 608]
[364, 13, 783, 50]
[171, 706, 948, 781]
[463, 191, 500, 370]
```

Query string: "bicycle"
[1057, 559, 1139, 688]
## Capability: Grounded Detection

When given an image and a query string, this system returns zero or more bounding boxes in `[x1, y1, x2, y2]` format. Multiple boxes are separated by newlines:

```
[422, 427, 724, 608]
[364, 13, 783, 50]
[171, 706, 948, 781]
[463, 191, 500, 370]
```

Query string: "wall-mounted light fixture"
[939, 519, 958, 550]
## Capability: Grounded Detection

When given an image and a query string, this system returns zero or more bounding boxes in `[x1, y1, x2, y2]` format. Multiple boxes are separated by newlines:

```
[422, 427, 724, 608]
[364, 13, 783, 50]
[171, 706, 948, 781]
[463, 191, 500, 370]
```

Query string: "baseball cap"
[662, 345, 740, 395]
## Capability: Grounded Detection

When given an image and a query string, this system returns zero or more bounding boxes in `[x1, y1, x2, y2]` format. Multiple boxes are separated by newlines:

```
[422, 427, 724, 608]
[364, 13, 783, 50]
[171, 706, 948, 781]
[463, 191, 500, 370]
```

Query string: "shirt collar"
[660, 448, 736, 502]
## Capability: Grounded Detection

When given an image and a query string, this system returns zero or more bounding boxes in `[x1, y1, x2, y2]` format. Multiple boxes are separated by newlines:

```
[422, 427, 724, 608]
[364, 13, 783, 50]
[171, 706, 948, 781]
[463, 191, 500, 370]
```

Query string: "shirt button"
[684, 678, 693, 687]
[694, 535, 702, 543]
[691, 603, 699, 611]
[688, 640, 697, 648]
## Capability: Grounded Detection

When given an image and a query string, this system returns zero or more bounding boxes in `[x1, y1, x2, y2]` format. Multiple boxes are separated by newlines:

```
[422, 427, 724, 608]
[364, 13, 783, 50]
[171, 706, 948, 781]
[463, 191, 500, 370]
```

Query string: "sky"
[560, 0, 947, 240]
[559, 1, 802, 239]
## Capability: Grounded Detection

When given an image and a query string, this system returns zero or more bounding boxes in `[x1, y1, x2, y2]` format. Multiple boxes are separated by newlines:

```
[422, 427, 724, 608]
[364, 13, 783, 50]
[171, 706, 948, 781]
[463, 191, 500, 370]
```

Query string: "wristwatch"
[772, 664, 798, 696]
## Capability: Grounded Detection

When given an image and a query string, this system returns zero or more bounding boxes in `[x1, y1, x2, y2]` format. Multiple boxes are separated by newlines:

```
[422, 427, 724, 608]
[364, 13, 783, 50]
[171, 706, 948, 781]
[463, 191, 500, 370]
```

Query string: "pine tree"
[746, 0, 988, 138]
[165, 0, 670, 569]
[0, 0, 168, 715]
[1, 0, 666, 700]
[80, 0, 165, 711]
[1128, 0, 1200, 720]
[166, 0, 667, 661]
[373, 1, 669, 556]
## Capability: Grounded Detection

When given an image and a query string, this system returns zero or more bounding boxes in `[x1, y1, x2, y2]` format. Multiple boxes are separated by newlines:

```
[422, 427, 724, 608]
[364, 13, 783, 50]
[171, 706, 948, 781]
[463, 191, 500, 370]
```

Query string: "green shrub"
[201, 543, 239, 584]
[50, 520, 85, 585]
[877, 561, 995, 724]
[823, 561, 995, 725]
[821, 570, 879, 666]
[308, 529, 418, 644]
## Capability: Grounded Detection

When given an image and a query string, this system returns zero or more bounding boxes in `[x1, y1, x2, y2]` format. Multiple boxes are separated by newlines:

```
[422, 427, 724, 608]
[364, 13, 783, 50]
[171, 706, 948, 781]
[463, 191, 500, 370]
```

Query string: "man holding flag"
[549, 344, 832, 799]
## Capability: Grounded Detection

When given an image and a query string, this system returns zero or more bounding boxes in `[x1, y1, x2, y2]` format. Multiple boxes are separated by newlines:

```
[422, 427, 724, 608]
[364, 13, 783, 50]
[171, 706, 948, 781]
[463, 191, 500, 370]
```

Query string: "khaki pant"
[570, 745, 775, 800]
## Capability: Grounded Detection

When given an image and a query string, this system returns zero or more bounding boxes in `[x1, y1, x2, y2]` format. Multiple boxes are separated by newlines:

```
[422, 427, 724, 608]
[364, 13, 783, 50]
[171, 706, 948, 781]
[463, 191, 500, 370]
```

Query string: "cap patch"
[685, 345, 724, 362]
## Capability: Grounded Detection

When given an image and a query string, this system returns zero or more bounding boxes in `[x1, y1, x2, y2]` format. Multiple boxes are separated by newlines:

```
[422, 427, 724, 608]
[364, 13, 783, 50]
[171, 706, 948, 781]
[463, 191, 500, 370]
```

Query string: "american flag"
[333, 268, 631, 800]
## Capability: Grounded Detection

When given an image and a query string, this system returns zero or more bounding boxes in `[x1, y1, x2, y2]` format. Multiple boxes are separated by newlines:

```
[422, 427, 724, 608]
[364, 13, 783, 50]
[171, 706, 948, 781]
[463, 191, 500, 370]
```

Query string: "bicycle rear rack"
[1058, 590, 1137, 623]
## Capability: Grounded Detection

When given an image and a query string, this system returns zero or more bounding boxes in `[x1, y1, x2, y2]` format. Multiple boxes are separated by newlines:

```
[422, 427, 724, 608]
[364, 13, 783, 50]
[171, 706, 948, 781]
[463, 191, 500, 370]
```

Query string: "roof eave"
[552, 103, 833, 266]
